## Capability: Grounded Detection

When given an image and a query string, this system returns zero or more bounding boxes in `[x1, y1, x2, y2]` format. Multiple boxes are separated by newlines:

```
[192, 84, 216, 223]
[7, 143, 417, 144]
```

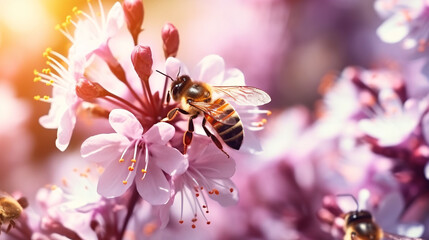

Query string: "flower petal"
[97, 154, 135, 198]
[81, 133, 129, 163]
[165, 57, 189, 78]
[136, 161, 171, 205]
[222, 68, 246, 86]
[376, 13, 410, 43]
[144, 122, 175, 145]
[193, 143, 236, 178]
[55, 106, 77, 151]
[105, 2, 125, 39]
[208, 179, 238, 206]
[193, 55, 225, 85]
[150, 144, 188, 176]
[109, 109, 143, 139]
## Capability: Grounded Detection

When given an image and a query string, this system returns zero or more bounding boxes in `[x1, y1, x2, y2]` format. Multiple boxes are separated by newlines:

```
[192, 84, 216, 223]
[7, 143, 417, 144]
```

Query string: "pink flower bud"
[161, 23, 179, 58]
[131, 45, 153, 81]
[76, 78, 108, 101]
[123, 0, 144, 45]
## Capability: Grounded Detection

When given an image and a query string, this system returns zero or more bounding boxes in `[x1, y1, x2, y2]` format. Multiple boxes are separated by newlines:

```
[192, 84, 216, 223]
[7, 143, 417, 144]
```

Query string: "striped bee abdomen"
[204, 99, 244, 150]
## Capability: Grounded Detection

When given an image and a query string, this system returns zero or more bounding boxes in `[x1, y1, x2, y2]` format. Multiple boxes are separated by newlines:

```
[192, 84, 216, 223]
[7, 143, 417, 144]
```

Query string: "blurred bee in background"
[338, 194, 423, 240]
[158, 71, 271, 157]
[0, 192, 28, 234]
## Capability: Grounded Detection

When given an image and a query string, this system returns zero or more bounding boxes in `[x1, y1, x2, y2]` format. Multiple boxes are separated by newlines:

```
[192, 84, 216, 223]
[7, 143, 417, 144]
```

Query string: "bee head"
[344, 210, 373, 226]
[171, 75, 191, 101]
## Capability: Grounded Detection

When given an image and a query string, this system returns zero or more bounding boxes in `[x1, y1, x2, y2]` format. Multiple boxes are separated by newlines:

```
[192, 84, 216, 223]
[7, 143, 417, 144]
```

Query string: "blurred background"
[0, 0, 411, 228]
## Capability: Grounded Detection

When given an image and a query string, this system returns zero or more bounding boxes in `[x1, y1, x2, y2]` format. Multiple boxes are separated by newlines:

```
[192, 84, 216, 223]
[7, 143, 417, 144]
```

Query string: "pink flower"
[81, 109, 187, 205]
[375, 0, 429, 50]
[165, 55, 271, 154]
[171, 136, 238, 228]
[34, 48, 86, 151]
[359, 89, 428, 146]
[59, 1, 124, 59]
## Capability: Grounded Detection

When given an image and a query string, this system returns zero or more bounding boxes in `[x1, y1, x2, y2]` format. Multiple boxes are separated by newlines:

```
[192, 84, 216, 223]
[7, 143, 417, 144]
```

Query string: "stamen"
[119, 158, 125, 163]
[141, 144, 149, 180]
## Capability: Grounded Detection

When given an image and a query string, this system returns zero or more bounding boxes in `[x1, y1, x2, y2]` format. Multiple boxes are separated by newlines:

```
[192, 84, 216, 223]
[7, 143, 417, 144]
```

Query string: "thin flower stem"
[142, 80, 158, 114]
[104, 93, 148, 115]
[159, 76, 170, 113]
[123, 81, 147, 109]
[119, 186, 140, 240]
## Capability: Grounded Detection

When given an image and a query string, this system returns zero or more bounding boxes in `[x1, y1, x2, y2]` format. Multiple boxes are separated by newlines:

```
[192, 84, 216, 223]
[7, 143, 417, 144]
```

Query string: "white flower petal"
[105, 2, 125, 39]
[193, 143, 235, 178]
[55, 106, 77, 151]
[150, 144, 188, 176]
[136, 161, 171, 205]
[109, 109, 143, 139]
[97, 158, 135, 198]
[207, 179, 238, 206]
[144, 122, 175, 145]
[81, 133, 129, 163]
[194, 55, 225, 85]
[165, 57, 189, 78]
[376, 13, 410, 43]
[222, 68, 246, 86]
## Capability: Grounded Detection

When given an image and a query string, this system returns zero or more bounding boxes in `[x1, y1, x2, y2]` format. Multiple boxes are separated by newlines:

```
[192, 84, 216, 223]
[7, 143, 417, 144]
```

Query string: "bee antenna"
[336, 194, 359, 212]
[156, 70, 174, 81]
[176, 67, 181, 78]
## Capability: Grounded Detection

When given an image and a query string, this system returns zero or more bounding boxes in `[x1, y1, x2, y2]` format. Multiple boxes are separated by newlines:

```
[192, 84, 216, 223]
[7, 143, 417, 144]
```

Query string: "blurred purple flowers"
[4, 0, 429, 239]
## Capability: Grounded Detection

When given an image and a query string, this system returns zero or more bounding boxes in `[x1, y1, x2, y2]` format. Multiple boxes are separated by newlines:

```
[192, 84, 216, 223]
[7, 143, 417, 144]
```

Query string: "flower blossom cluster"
[5, 0, 429, 239]
[4, 0, 271, 238]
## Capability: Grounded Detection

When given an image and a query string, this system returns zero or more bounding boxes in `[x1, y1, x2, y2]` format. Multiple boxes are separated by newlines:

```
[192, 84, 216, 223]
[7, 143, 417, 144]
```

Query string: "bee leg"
[183, 115, 197, 154]
[6, 220, 14, 233]
[202, 118, 230, 158]
[162, 108, 189, 122]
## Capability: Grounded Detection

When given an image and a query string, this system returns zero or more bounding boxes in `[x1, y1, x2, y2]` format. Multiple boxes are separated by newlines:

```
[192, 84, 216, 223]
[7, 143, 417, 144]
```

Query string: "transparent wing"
[189, 100, 239, 125]
[383, 232, 423, 240]
[212, 86, 271, 106]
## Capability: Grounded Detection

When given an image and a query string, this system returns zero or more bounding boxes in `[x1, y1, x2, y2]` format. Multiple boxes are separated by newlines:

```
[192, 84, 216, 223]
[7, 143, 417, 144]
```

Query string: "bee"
[0, 192, 28, 234]
[339, 194, 423, 240]
[158, 71, 271, 156]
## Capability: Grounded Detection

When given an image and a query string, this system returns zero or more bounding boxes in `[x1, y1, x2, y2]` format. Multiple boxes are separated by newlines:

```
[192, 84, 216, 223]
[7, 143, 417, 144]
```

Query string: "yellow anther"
[43, 48, 52, 57]
[119, 158, 125, 163]
[46, 61, 51, 66]
[66, 15, 72, 24]
[34, 95, 41, 101]
[55, 24, 61, 31]
[122, 180, 128, 185]
[33, 69, 39, 75]
[266, 110, 272, 116]
[50, 185, 58, 190]
[33, 77, 41, 82]
[87, 0, 91, 3]
[43, 95, 50, 100]
[131, 159, 136, 163]
[141, 169, 147, 173]
[261, 118, 267, 124]
[62, 22, 67, 28]
[46, 80, 54, 86]
[42, 68, 51, 74]
[72, 6, 78, 13]
[128, 166, 134, 171]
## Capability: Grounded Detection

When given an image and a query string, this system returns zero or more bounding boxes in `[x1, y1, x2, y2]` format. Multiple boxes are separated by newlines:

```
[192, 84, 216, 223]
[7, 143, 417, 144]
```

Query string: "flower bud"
[161, 23, 179, 58]
[123, 0, 144, 45]
[76, 78, 108, 101]
[131, 45, 153, 82]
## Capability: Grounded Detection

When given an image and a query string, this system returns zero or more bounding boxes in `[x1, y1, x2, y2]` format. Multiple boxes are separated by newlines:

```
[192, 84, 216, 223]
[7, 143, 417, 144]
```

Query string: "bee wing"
[189, 100, 239, 125]
[383, 232, 423, 240]
[212, 86, 271, 106]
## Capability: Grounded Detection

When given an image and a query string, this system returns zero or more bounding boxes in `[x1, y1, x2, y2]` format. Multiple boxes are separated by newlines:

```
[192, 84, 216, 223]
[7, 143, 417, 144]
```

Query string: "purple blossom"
[81, 109, 187, 204]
